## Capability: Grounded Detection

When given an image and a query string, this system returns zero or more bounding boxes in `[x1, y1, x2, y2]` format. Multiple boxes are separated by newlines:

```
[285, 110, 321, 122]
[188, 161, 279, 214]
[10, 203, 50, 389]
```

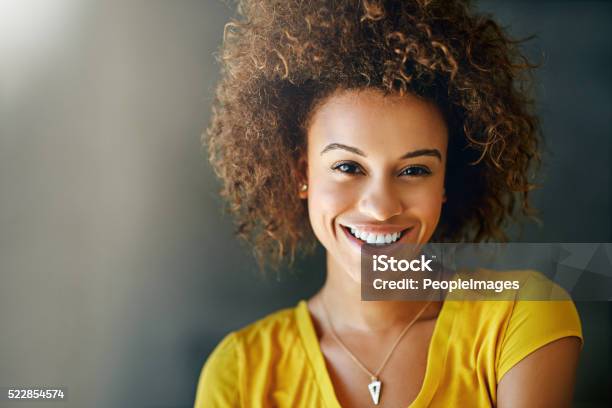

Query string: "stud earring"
[300, 183, 308, 192]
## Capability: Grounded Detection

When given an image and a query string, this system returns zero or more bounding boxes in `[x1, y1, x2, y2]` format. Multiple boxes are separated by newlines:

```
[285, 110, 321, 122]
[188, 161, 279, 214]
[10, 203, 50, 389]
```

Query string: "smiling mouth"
[340, 224, 413, 246]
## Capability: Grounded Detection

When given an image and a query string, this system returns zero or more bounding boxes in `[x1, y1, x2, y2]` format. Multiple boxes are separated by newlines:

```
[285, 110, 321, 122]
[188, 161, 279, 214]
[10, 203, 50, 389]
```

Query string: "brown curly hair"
[205, 0, 540, 271]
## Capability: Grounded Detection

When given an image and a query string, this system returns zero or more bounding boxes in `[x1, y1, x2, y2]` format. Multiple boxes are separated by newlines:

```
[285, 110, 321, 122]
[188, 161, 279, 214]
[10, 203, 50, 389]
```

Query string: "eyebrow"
[320, 143, 442, 161]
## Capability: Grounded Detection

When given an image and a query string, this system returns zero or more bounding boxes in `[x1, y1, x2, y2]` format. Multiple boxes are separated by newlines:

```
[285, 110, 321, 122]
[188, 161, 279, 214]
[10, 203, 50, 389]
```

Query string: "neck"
[314, 251, 436, 333]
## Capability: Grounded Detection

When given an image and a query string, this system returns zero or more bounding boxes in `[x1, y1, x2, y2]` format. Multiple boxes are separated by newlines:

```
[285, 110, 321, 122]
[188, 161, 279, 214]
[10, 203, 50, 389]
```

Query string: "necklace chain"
[320, 297, 432, 381]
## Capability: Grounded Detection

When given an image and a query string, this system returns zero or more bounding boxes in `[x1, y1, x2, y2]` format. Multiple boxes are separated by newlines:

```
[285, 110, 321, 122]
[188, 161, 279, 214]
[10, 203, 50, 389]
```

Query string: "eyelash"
[331, 161, 432, 177]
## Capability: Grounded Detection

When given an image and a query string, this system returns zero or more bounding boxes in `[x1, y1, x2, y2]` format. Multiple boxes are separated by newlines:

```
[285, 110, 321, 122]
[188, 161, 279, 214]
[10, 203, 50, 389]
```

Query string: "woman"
[195, 1, 582, 406]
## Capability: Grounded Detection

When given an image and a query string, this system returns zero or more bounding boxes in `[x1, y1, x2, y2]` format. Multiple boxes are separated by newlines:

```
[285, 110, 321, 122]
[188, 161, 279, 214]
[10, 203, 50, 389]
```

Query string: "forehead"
[307, 89, 448, 154]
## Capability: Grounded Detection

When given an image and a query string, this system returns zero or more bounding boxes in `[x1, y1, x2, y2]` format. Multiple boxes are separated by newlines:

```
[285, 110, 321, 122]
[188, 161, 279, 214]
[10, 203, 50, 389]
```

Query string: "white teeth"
[346, 226, 404, 245]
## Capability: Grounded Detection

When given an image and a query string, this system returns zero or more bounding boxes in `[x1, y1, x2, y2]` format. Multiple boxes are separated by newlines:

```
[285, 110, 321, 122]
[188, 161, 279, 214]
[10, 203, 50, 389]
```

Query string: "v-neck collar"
[295, 298, 458, 407]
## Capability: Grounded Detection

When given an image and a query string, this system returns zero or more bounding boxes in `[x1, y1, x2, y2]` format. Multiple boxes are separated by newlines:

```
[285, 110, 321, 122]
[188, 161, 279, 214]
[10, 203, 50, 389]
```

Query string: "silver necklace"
[320, 298, 432, 405]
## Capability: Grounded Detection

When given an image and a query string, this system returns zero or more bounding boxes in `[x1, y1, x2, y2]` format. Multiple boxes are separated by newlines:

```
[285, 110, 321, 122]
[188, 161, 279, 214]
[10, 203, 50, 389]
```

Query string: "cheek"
[307, 176, 357, 225]
[401, 179, 445, 222]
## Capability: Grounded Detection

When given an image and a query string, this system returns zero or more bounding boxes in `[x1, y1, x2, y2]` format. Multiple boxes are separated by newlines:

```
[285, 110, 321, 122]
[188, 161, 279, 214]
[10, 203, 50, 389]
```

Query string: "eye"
[399, 165, 431, 177]
[331, 161, 364, 175]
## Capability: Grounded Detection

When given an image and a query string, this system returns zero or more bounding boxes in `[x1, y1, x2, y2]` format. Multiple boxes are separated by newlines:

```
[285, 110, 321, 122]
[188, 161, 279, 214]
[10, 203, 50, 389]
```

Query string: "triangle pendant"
[368, 379, 382, 405]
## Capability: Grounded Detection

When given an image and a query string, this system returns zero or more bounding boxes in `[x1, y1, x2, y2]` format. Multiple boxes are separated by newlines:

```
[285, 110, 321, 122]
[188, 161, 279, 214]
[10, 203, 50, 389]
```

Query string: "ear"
[296, 152, 308, 199]
[442, 188, 447, 204]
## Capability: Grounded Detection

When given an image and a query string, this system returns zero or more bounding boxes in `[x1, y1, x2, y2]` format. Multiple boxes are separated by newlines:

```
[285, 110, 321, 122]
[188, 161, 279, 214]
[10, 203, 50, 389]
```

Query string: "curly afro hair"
[205, 0, 540, 271]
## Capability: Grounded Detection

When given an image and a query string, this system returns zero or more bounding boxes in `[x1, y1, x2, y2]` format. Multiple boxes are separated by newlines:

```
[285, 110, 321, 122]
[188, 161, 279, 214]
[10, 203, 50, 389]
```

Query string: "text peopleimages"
[372, 277, 521, 293]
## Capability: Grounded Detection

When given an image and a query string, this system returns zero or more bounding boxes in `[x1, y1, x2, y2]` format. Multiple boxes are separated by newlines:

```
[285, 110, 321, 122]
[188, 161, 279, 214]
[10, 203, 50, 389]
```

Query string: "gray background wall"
[0, 1, 609, 407]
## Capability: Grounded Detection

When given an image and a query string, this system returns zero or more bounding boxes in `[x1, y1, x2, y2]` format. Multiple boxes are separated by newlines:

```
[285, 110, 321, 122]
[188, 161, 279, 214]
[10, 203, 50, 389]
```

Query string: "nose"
[357, 178, 404, 221]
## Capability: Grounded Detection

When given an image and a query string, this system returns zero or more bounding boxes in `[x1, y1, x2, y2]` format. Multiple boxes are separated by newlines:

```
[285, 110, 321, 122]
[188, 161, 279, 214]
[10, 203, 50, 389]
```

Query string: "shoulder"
[194, 330, 240, 407]
[194, 303, 301, 407]
[480, 270, 583, 382]
[495, 273, 583, 382]
[233, 302, 300, 346]
[449, 270, 582, 381]
[493, 273, 583, 405]
[204, 301, 300, 366]
[493, 270, 583, 345]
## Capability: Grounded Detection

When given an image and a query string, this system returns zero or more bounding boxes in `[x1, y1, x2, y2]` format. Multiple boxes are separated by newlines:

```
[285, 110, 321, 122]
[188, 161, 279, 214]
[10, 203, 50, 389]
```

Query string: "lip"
[339, 223, 416, 254]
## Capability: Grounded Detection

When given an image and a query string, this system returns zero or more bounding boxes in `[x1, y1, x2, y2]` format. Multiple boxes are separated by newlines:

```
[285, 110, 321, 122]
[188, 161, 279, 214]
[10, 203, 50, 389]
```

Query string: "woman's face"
[301, 89, 448, 282]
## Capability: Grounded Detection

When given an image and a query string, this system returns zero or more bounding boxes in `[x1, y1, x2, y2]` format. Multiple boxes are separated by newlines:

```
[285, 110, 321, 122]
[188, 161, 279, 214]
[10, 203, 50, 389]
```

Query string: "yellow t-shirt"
[195, 278, 582, 407]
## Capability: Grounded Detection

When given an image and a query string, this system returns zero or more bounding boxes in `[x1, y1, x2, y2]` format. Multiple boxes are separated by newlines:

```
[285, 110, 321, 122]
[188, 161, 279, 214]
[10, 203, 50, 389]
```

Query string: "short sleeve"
[496, 298, 583, 383]
[194, 332, 241, 408]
